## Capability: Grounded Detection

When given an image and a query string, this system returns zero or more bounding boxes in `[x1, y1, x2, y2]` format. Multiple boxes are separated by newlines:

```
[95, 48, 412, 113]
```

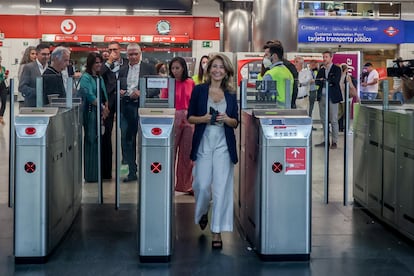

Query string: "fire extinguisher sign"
[285, 147, 306, 175]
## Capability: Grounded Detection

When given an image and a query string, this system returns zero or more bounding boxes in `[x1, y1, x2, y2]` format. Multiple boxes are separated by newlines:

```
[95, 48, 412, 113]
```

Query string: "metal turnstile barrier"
[14, 105, 83, 263]
[137, 76, 175, 262]
[246, 109, 312, 261]
[353, 103, 414, 241]
[138, 108, 175, 262]
[238, 80, 311, 261]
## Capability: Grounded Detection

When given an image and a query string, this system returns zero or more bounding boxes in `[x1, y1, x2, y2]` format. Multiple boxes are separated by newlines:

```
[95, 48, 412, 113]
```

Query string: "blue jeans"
[392, 91, 404, 103]
[360, 92, 378, 100]
[120, 100, 138, 177]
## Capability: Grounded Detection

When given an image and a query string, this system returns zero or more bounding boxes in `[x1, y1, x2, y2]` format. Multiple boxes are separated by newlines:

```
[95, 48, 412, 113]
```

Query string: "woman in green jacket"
[78, 52, 109, 182]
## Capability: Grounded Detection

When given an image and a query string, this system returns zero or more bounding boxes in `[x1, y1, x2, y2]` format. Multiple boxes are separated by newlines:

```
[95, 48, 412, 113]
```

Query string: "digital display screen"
[272, 119, 285, 125]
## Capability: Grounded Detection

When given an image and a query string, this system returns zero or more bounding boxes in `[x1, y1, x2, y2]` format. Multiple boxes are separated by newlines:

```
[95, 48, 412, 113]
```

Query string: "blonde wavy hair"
[205, 53, 235, 93]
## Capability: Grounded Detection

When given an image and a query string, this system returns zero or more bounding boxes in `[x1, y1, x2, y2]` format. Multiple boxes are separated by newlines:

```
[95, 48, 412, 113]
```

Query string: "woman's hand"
[188, 113, 212, 125]
[102, 104, 110, 119]
[217, 113, 237, 128]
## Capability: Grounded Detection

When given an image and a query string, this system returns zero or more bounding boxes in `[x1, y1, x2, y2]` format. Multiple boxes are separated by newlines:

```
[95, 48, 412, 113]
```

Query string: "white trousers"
[193, 125, 234, 233]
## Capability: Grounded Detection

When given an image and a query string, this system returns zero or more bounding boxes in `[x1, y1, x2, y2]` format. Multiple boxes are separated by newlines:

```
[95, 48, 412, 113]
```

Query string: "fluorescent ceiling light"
[40, 7, 66, 11]
[73, 8, 99, 12]
[100, 8, 127, 12]
[10, 5, 37, 9]
[133, 9, 159, 13]
[159, 9, 187, 13]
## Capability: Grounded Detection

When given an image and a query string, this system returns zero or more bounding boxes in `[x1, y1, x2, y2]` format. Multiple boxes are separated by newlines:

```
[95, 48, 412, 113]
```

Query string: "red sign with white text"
[55, 34, 92, 42]
[104, 35, 140, 43]
[285, 147, 306, 175]
[0, 15, 220, 40]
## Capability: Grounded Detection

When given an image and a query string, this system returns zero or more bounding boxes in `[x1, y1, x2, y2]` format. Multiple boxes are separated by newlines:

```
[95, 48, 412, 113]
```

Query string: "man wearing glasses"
[100, 41, 128, 179]
[118, 43, 156, 182]
[19, 43, 50, 107]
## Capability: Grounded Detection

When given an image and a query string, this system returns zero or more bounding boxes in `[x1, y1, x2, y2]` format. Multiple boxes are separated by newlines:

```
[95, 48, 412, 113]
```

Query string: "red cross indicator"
[285, 147, 306, 175]
[272, 162, 283, 173]
[151, 162, 162, 173]
[24, 162, 36, 173]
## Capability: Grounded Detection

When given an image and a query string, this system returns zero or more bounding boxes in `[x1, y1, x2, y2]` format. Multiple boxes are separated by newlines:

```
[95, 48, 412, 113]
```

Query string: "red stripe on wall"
[0, 15, 220, 41]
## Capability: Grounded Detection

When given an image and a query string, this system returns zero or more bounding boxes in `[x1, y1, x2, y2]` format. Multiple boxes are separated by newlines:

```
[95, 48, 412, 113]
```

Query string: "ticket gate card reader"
[138, 108, 175, 262]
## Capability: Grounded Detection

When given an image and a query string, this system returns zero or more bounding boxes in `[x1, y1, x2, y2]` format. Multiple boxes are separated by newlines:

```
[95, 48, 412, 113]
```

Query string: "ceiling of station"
[39, 0, 193, 11]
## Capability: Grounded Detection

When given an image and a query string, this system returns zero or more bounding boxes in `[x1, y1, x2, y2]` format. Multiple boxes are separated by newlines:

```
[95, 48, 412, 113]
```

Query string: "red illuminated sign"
[152, 35, 189, 43]
[151, 127, 162, 136]
[25, 127, 36, 135]
[24, 162, 36, 173]
[285, 147, 307, 175]
[151, 162, 162, 173]
[104, 35, 140, 42]
[272, 162, 283, 173]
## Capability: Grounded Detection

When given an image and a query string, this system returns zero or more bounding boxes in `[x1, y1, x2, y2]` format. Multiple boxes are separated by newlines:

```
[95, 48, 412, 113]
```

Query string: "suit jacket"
[100, 58, 129, 110]
[187, 83, 239, 164]
[118, 61, 157, 101]
[18, 61, 42, 107]
[315, 64, 343, 104]
[283, 58, 299, 108]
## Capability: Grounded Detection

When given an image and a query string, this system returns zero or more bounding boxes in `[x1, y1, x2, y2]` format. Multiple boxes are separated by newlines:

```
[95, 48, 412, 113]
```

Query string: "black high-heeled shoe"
[212, 240, 223, 249]
[212, 233, 222, 249]
[199, 214, 208, 230]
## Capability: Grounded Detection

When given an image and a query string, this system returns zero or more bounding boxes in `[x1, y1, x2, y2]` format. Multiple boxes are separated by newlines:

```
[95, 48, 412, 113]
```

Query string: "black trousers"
[101, 93, 116, 179]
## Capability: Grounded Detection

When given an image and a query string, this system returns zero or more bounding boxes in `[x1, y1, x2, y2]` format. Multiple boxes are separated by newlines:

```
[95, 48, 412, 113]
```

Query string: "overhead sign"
[298, 19, 404, 44]
[104, 35, 140, 43]
[102, 35, 190, 44]
[42, 34, 92, 42]
[285, 147, 306, 175]
[61, 19, 76, 34]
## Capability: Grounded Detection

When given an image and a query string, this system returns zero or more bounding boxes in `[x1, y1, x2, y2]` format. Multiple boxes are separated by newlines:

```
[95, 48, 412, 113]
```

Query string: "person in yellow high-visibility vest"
[262, 42, 293, 106]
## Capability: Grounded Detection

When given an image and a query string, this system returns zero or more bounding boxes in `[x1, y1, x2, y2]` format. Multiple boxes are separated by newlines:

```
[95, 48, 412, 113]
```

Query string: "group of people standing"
[10, 39, 373, 249]
[264, 49, 360, 149]
[11, 41, 239, 249]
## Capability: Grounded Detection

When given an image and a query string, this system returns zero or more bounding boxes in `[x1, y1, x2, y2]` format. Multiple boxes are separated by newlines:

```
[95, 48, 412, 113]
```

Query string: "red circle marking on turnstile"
[24, 162, 36, 173]
[25, 127, 36, 135]
[151, 127, 162, 135]
[272, 162, 283, 173]
[151, 162, 162, 173]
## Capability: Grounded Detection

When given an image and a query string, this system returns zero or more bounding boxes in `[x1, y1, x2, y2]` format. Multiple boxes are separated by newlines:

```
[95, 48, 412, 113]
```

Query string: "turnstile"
[353, 104, 414, 241]
[240, 109, 312, 261]
[14, 106, 83, 263]
[137, 107, 175, 262]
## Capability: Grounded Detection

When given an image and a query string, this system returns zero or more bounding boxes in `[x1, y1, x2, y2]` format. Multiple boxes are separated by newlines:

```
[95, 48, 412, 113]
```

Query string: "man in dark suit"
[100, 41, 128, 179]
[18, 43, 50, 107]
[118, 43, 156, 182]
[315, 50, 343, 149]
